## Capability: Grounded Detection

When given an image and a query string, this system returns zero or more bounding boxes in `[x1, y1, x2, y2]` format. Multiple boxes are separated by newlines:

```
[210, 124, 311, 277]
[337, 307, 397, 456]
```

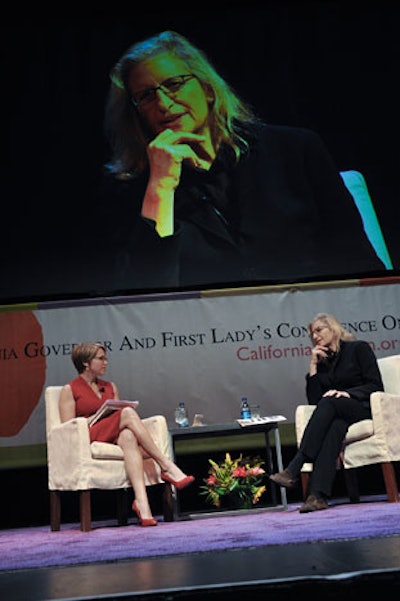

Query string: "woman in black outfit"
[269, 312, 384, 513]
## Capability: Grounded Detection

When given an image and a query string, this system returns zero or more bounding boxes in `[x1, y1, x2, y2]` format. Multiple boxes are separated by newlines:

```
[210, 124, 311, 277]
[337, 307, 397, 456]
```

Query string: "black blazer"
[306, 340, 384, 406]
[99, 123, 385, 292]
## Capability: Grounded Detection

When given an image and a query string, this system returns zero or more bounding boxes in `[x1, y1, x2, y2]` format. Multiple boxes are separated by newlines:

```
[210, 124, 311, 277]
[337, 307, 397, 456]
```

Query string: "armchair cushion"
[295, 406, 374, 449]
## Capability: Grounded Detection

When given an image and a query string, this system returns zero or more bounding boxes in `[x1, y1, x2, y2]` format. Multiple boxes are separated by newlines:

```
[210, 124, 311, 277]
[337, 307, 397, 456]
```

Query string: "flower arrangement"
[200, 453, 267, 510]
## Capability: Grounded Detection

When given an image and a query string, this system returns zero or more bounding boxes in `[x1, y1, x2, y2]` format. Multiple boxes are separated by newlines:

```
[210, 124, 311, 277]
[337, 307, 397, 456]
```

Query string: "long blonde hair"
[105, 30, 260, 175]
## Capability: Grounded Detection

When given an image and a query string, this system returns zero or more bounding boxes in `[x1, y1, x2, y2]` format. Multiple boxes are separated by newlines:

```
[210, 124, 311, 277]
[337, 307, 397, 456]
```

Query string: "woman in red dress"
[59, 341, 194, 526]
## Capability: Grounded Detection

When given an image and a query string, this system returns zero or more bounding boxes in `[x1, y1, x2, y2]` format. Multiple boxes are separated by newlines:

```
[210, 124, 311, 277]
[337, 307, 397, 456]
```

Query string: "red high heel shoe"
[161, 473, 195, 490]
[132, 501, 158, 527]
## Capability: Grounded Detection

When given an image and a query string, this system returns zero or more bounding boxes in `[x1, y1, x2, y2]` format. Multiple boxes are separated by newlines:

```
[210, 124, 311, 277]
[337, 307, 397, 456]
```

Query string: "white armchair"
[295, 354, 400, 503]
[45, 385, 174, 531]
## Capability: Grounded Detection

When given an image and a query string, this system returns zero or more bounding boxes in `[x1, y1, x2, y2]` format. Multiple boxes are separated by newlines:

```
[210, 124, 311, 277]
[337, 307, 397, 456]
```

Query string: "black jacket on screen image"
[97, 122, 385, 293]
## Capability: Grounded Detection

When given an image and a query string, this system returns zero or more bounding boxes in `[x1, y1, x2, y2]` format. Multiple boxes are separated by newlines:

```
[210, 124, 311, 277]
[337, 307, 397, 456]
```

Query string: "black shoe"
[299, 494, 328, 513]
[269, 469, 298, 489]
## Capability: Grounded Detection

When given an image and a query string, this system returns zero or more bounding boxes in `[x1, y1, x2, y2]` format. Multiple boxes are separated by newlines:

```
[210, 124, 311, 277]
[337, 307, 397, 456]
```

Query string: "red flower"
[232, 466, 247, 478]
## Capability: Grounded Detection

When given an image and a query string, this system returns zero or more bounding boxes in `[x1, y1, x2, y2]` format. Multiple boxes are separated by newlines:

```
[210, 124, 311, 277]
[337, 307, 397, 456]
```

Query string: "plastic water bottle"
[174, 401, 189, 427]
[240, 397, 251, 419]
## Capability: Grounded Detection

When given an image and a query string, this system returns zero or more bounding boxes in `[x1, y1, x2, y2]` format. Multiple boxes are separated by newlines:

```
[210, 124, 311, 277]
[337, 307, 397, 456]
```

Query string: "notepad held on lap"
[88, 399, 139, 427]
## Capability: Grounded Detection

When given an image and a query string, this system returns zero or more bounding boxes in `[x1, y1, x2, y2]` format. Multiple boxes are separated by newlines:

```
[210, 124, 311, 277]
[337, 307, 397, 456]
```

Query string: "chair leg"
[300, 473, 309, 500]
[49, 490, 61, 531]
[162, 482, 174, 522]
[116, 489, 129, 526]
[79, 490, 92, 532]
[381, 462, 400, 502]
[343, 468, 360, 502]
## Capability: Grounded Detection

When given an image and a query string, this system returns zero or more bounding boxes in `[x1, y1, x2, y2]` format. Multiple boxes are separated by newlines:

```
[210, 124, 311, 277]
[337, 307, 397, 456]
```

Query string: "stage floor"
[1, 533, 400, 600]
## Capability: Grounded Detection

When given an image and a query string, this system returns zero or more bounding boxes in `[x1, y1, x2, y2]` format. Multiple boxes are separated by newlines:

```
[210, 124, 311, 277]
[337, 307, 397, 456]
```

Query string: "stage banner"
[1, 281, 400, 458]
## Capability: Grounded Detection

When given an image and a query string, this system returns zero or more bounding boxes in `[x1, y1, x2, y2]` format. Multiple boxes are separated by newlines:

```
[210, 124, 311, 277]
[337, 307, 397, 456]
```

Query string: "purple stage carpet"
[1, 497, 399, 572]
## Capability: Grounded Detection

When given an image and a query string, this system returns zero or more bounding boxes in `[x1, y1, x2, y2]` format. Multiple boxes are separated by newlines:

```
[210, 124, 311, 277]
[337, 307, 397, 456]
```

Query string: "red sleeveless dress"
[69, 376, 122, 443]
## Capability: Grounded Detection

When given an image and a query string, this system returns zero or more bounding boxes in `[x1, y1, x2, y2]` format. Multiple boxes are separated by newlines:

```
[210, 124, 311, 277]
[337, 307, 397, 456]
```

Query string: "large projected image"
[95, 30, 388, 295]
[1, 9, 397, 304]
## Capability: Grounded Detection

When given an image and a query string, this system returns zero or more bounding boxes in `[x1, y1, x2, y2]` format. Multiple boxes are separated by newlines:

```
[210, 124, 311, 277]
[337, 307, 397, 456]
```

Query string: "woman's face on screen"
[127, 53, 212, 137]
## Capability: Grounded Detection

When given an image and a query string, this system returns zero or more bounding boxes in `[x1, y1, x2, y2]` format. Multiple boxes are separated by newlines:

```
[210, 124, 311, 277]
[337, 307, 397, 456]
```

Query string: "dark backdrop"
[2, 3, 399, 303]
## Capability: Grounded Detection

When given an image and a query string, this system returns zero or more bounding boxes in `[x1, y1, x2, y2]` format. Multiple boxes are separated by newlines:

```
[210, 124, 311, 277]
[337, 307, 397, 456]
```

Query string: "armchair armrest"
[47, 418, 93, 489]
[295, 405, 315, 446]
[142, 415, 173, 459]
[369, 391, 400, 458]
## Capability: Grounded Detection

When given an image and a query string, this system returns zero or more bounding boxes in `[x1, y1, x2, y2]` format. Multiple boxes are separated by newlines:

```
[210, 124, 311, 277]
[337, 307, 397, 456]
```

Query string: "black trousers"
[298, 396, 371, 497]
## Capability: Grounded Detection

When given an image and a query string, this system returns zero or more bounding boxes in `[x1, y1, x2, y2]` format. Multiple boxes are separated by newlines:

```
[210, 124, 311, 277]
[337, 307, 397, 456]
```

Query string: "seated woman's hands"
[322, 389, 350, 398]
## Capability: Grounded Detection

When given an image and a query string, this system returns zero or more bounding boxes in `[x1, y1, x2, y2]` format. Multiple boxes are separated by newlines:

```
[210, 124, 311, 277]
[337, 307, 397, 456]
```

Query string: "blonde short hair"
[308, 313, 355, 346]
